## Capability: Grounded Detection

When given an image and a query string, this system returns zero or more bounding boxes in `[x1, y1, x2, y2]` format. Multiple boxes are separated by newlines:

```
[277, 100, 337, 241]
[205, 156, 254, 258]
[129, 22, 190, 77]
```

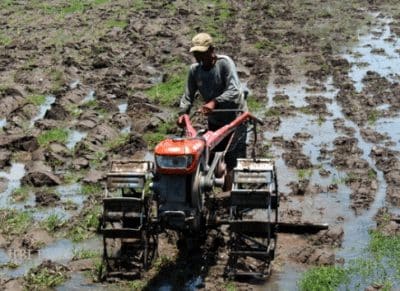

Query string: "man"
[178, 32, 248, 191]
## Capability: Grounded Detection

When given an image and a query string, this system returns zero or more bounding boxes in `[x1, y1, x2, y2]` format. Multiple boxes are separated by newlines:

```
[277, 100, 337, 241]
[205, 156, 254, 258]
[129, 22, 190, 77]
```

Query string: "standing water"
[265, 14, 399, 290]
[30, 95, 56, 127]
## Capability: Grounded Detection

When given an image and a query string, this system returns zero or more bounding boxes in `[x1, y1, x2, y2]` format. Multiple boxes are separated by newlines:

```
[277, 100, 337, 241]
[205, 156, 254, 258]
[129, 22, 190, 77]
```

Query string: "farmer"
[178, 32, 248, 191]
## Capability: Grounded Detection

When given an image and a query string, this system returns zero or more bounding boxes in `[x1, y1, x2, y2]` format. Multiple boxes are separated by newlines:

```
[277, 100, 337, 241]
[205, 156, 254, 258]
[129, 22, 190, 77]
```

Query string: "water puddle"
[344, 15, 400, 92]
[118, 101, 127, 114]
[82, 90, 95, 103]
[30, 95, 56, 127]
[0, 118, 6, 128]
[0, 163, 26, 207]
[2, 236, 102, 278]
[69, 80, 80, 90]
[57, 272, 107, 291]
[66, 130, 88, 150]
[267, 13, 399, 289]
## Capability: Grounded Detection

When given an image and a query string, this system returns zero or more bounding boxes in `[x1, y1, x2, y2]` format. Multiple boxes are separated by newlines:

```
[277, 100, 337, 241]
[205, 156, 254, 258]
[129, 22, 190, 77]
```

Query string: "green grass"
[247, 95, 263, 112]
[65, 104, 83, 118]
[72, 248, 99, 260]
[297, 168, 313, 180]
[117, 280, 146, 290]
[67, 206, 101, 242]
[317, 115, 326, 126]
[25, 267, 67, 289]
[0, 262, 19, 269]
[0, 209, 32, 236]
[143, 120, 175, 149]
[368, 109, 379, 125]
[37, 128, 69, 146]
[90, 151, 107, 168]
[298, 106, 313, 115]
[26, 94, 46, 106]
[344, 172, 359, 184]
[299, 266, 349, 291]
[299, 229, 400, 290]
[225, 281, 237, 291]
[0, 33, 12, 46]
[254, 39, 277, 51]
[146, 72, 186, 106]
[265, 107, 281, 117]
[10, 187, 30, 202]
[63, 171, 83, 184]
[368, 169, 377, 180]
[80, 183, 103, 196]
[49, 68, 65, 91]
[42, 213, 65, 232]
[130, 0, 150, 11]
[106, 19, 128, 29]
[104, 133, 129, 150]
[154, 255, 174, 271]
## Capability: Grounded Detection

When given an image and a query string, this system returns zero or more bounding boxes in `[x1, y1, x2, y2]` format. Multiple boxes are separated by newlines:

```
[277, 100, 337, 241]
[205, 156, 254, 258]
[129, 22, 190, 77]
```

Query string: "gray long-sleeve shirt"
[180, 54, 247, 127]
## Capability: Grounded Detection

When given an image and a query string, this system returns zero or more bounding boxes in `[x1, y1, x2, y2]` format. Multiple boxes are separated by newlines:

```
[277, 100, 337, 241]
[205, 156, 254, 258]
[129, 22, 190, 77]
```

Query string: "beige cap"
[190, 33, 213, 52]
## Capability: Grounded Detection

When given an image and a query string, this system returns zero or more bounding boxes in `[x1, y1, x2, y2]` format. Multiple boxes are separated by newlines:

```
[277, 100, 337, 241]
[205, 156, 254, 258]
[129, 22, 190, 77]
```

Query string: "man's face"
[193, 48, 214, 68]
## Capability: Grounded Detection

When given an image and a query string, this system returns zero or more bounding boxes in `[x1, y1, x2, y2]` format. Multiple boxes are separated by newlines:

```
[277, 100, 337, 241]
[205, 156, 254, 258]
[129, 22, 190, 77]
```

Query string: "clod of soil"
[35, 190, 60, 207]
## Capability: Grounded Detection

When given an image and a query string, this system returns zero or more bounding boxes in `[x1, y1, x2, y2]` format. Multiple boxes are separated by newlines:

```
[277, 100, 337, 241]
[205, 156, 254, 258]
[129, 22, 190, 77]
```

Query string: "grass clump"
[154, 255, 174, 271]
[299, 229, 400, 290]
[143, 120, 175, 149]
[26, 94, 46, 106]
[72, 248, 99, 260]
[67, 206, 101, 242]
[0, 209, 32, 236]
[106, 19, 128, 29]
[25, 266, 68, 289]
[0, 261, 19, 269]
[0, 33, 12, 46]
[297, 168, 313, 180]
[104, 133, 129, 150]
[265, 107, 281, 117]
[146, 72, 186, 106]
[118, 280, 146, 290]
[37, 128, 69, 146]
[42, 213, 65, 232]
[254, 39, 277, 51]
[368, 109, 379, 125]
[11, 187, 30, 202]
[247, 95, 263, 112]
[299, 266, 348, 291]
[81, 183, 103, 196]
[225, 281, 237, 291]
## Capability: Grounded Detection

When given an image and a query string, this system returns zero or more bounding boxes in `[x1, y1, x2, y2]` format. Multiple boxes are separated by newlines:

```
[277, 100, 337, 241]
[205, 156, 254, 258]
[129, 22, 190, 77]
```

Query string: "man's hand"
[199, 100, 216, 115]
[177, 115, 186, 127]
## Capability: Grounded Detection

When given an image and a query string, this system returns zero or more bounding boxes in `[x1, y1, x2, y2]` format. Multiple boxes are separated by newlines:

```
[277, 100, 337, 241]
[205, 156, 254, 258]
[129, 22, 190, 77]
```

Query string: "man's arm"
[179, 66, 197, 114]
[214, 57, 242, 107]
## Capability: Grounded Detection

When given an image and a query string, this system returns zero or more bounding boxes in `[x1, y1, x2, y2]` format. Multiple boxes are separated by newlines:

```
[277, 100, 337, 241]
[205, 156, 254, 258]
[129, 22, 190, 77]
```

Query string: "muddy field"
[1, 0, 400, 290]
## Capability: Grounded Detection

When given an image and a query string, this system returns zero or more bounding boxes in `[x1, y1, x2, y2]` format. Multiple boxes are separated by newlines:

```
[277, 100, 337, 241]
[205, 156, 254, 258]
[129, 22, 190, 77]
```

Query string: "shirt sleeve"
[214, 58, 242, 107]
[179, 66, 197, 114]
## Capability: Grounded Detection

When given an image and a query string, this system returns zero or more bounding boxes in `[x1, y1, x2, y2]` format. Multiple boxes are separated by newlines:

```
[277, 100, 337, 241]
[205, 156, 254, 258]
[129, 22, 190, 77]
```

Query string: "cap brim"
[189, 45, 209, 52]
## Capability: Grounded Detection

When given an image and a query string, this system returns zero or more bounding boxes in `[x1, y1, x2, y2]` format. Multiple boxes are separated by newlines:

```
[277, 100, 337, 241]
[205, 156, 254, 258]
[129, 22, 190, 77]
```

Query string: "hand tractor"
[100, 110, 327, 280]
